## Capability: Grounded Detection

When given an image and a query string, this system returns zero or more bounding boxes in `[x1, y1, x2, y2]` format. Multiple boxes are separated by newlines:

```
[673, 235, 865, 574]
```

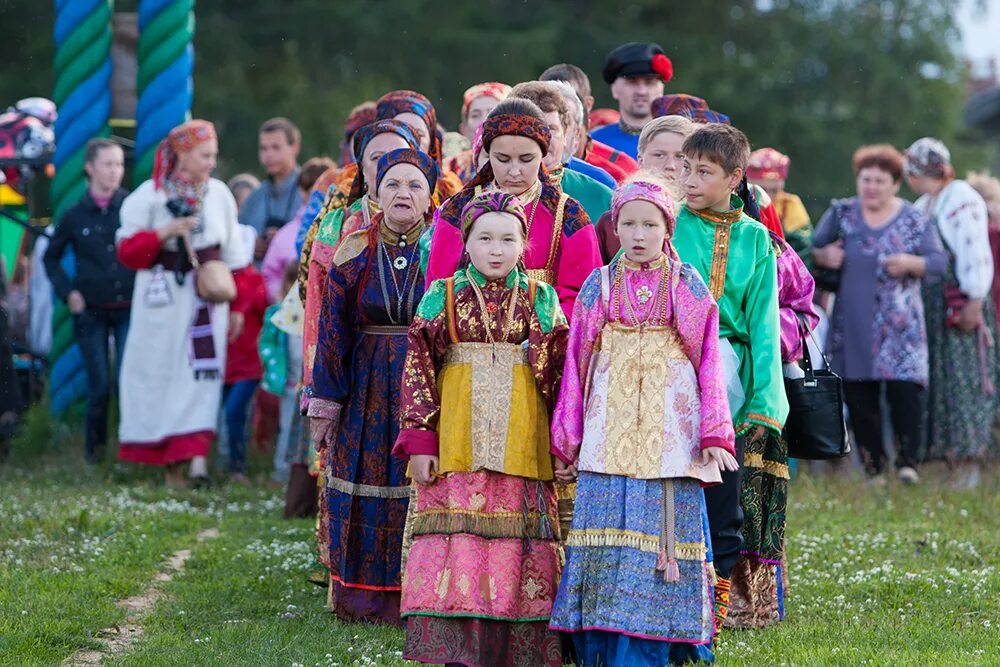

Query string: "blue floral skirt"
[550, 473, 715, 665]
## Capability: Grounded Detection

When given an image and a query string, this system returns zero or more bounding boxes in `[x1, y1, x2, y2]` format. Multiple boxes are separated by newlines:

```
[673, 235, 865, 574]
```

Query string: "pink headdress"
[611, 179, 679, 257]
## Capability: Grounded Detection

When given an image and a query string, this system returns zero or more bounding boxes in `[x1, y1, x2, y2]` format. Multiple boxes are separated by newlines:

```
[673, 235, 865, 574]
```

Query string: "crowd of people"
[39, 40, 1000, 666]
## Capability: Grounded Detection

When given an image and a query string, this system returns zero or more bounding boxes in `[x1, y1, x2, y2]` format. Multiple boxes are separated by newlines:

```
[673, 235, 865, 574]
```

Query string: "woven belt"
[360, 325, 410, 336]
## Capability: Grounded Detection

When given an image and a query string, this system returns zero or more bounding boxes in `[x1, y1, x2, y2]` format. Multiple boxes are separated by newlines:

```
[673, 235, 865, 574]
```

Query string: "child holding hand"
[549, 175, 737, 666]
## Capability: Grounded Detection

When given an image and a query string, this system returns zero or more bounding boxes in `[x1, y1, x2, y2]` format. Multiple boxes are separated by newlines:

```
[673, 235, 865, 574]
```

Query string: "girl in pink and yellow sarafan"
[422, 97, 602, 322]
[394, 191, 568, 667]
[548, 177, 737, 666]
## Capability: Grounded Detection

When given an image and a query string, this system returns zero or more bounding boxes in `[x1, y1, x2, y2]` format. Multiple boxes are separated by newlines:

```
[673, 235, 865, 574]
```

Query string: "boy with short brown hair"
[671, 123, 787, 634]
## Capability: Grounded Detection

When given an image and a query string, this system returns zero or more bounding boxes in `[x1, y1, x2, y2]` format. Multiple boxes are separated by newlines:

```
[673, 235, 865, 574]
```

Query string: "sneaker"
[897, 466, 920, 485]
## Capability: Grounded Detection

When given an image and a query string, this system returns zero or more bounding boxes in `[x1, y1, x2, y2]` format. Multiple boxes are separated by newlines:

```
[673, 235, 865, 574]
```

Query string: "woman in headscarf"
[299, 123, 419, 589]
[308, 148, 438, 625]
[905, 137, 1000, 489]
[339, 101, 377, 167]
[446, 82, 512, 183]
[116, 120, 245, 487]
[424, 98, 602, 320]
[375, 89, 463, 199]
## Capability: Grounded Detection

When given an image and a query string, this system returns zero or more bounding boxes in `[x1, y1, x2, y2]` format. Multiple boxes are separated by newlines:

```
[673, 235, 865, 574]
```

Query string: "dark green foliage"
[1, 0, 991, 217]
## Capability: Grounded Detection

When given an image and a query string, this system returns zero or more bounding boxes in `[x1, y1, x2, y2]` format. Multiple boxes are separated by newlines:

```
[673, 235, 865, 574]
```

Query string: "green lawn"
[1, 428, 998, 666]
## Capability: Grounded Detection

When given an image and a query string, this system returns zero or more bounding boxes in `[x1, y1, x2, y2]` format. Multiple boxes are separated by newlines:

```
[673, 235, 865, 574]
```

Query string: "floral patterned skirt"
[401, 470, 562, 667]
[549, 472, 715, 649]
[923, 281, 1000, 462]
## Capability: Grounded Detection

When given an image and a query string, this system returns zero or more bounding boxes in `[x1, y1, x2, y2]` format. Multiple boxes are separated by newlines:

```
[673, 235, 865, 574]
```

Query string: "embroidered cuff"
[700, 436, 736, 456]
[392, 428, 439, 459]
[307, 397, 342, 421]
[746, 412, 784, 434]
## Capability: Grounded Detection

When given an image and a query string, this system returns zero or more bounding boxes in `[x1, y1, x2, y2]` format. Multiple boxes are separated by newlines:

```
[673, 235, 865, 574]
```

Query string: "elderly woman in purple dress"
[812, 145, 946, 485]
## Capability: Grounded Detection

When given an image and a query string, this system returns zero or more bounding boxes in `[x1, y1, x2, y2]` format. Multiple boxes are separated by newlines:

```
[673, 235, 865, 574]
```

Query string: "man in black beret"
[590, 42, 674, 159]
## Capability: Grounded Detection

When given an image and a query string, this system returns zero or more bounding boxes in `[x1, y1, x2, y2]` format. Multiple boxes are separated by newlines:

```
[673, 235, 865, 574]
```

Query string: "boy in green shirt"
[671, 124, 787, 634]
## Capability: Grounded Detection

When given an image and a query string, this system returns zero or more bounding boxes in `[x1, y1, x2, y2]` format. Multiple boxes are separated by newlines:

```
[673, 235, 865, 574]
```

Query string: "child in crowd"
[393, 191, 568, 667]
[671, 124, 787, 633]
[260, 262, 315, 517]
[548, 175, 737, 665]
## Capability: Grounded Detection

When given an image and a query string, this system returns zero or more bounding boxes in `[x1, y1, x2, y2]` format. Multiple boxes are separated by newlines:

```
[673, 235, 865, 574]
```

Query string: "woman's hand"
[157, 216, 199, 242]
[554, 458, 578, 483]
[813, 241, 845, 270]
[702, 446, 740, 473]
[884, 253, 925, 278]
[410, 455, 440, 485]
[956, 298, 984, 332]
[310, 417, 334, 450]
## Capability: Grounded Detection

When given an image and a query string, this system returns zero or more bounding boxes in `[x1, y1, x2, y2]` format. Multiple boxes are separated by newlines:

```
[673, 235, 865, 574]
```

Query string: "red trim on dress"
[118, 430, 213, 466]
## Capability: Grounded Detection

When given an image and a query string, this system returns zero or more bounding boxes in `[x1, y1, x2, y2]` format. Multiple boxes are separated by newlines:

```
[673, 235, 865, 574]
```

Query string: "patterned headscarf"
[904, 137, 951, 179]
[471, 123, 486, 163]
[152, 119, 217, 189]
[652, 93, 709, 119]
[747, 148, 790, 181]
[462, 82, 512, 119]
[480, 113, 551, 156]
[687, 109, 731, 125]
[340, 101, 377, 165]
[376, 90, 442, 163]
[460, 190, 527, 241]
[440, 110, 577, 240]
[347, 120, 420, 205]
[611, 179, 678, 240]
[375, 148, 439, 196]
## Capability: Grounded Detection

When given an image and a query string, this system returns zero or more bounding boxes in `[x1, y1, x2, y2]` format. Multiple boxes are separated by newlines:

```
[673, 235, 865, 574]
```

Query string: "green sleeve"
[741, 231, 789, 434]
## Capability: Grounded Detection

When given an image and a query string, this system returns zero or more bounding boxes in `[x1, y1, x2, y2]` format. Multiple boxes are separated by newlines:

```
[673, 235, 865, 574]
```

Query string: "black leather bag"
[784, 321, 850, 460]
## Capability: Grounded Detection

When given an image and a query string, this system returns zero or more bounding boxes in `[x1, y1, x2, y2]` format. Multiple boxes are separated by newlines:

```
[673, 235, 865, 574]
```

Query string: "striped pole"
[49, 0, 113, 415]
[134, 0, 195, 184]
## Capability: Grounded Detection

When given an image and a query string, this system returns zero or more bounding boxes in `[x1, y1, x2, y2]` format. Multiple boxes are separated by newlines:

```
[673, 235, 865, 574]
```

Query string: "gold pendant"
[636, 285, 653, 304]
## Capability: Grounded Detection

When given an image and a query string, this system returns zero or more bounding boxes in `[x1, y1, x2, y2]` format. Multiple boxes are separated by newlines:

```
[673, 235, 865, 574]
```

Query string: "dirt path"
[62, 528, 221, 666]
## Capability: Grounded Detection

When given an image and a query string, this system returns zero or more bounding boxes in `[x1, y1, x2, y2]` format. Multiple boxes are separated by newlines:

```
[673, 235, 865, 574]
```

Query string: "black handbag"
[784, 320, 850, 460]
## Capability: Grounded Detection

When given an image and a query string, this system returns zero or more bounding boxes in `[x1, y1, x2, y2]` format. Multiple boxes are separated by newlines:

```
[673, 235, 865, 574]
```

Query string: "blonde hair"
[638, 115, 696, 155]
[967, 170, 1000, 205]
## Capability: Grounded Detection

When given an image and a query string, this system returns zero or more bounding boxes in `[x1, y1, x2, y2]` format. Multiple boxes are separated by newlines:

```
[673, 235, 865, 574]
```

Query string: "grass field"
[1, 420, 998, 666]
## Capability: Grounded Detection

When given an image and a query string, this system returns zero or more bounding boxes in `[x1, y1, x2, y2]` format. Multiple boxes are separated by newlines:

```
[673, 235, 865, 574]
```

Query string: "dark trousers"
[73, 307, 129, 461]
[843, 380, 925, 475]
[705, 435, 745, 580]
[223, 379, 259, 473]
